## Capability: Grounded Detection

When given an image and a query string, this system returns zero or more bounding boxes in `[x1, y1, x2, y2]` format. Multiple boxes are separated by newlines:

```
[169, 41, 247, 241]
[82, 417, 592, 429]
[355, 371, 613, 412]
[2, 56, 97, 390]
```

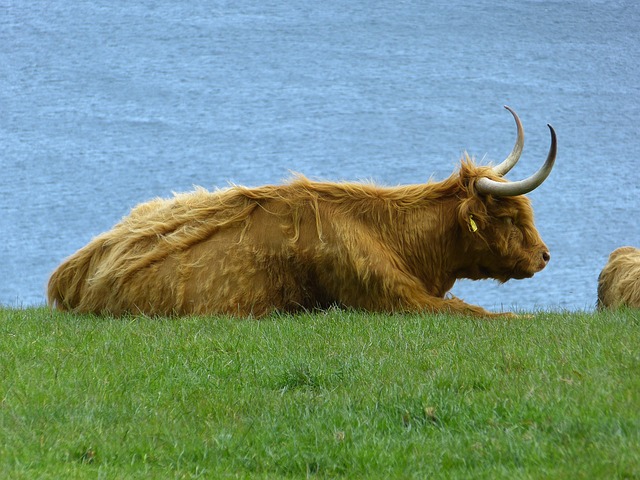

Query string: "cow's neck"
[374, 194, 464, 298]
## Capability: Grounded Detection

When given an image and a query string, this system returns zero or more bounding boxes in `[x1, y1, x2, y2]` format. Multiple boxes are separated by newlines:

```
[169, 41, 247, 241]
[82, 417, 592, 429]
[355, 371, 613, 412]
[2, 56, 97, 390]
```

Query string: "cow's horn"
[493, 105, 524, 176]
[476, 123, 557, 197]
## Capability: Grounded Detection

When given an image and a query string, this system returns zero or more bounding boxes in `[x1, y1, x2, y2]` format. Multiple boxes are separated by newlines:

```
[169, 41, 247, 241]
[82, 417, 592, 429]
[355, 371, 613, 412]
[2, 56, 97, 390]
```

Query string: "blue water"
[1, 1, 639, 311]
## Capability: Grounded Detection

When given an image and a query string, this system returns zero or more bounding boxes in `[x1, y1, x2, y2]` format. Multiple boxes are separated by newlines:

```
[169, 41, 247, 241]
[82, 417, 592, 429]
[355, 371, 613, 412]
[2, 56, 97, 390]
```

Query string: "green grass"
[0, 307, 638, 479]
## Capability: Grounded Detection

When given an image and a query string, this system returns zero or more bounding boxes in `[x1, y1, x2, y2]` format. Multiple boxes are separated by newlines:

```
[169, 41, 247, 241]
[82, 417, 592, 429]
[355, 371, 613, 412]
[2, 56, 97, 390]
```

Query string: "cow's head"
[455, 106, 556, 282]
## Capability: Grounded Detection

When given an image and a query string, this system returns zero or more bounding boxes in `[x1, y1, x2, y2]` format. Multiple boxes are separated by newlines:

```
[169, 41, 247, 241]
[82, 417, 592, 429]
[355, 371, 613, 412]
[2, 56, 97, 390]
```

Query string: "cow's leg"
[376, 273, 515, 318]
[429, 294, 516, 318]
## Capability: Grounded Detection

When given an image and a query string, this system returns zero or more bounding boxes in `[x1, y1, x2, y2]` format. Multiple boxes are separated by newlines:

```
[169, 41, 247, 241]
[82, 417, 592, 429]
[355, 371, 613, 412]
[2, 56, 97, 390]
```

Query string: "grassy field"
[0, 307, 638, 479]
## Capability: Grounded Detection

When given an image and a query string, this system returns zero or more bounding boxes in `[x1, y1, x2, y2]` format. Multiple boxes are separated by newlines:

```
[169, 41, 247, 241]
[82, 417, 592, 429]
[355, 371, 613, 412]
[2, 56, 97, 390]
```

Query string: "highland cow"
[48, 106, 556, 318]
[597, 246, 640, 310]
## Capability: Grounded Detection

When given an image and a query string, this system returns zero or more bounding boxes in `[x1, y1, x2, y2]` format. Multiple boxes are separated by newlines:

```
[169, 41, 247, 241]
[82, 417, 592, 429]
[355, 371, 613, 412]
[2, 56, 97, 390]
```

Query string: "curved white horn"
[476, 124, 557, 197]
[493, 105, 525, 176]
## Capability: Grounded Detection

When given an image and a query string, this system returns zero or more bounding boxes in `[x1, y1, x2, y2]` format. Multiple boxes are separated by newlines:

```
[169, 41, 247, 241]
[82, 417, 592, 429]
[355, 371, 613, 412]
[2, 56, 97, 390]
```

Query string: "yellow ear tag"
[469, 215, 478, 233]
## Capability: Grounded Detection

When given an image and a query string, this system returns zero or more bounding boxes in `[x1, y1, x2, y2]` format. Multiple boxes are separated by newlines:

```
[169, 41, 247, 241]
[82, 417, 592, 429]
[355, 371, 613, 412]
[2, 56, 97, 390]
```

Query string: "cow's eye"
[502, 216, 514, 225]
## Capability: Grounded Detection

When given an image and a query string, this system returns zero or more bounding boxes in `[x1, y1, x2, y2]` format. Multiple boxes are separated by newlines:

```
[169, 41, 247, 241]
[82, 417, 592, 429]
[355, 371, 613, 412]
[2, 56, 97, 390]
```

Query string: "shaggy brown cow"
[597, 246, 640, 310]
[48, 106, 556, 318]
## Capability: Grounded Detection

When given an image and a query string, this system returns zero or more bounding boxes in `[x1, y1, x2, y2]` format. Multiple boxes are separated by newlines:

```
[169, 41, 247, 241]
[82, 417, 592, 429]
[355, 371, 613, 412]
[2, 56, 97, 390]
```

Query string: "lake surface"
[1, 0, 639, 311]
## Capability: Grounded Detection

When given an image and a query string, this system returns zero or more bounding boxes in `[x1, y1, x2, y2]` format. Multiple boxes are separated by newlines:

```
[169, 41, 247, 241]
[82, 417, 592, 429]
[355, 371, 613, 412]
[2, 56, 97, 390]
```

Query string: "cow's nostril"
[542, 251, 551, 263]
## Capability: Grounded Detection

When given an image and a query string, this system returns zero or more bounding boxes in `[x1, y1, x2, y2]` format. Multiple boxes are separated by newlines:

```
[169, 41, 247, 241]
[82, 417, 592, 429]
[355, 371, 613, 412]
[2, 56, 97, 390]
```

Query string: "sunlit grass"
[1, 307, 638, 478]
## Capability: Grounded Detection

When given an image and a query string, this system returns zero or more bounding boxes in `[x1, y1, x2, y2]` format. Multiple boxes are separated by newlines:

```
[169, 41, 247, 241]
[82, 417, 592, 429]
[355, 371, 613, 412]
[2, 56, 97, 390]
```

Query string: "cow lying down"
[597, 246, 640, 310]
[48, 107, 556, 318]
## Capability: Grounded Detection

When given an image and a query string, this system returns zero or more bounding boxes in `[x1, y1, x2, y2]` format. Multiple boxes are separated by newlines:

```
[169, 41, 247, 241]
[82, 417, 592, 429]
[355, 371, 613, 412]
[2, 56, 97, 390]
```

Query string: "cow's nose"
[542, 251, 551, 263]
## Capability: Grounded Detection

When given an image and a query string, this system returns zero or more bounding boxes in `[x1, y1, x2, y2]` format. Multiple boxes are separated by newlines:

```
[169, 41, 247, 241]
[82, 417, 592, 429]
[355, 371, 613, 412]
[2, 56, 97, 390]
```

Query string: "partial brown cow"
[597, 246, 640, 310]
[48, 106, 556, 318]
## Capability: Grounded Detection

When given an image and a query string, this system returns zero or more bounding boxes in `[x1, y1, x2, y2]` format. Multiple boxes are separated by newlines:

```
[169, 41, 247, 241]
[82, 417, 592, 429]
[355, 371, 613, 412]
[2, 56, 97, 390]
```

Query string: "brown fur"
[48, 157, 550, 318]
[597, 246, 640, 310]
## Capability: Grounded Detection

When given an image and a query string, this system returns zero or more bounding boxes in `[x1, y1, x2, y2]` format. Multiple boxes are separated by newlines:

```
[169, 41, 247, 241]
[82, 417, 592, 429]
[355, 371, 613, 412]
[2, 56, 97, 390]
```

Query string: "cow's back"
[48, 183, 332, 316]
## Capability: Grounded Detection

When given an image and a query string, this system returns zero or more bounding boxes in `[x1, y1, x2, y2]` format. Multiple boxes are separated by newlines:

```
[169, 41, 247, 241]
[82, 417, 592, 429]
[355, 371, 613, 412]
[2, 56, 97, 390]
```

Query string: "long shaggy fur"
[48, 157, 550, 318]
[597, 246, 640, 310]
